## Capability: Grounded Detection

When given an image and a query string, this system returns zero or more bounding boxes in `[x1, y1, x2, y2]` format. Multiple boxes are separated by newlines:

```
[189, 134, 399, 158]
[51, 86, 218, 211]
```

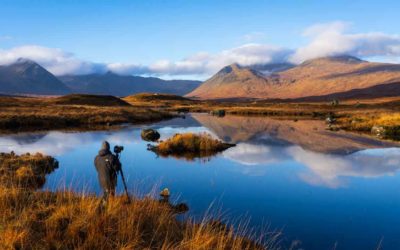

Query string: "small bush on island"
[149, 132, 235, 160]
[0, 152, 275, 250]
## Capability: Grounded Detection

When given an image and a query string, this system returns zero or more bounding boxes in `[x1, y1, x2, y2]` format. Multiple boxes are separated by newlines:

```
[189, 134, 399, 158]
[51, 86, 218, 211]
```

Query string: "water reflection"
[290, 147, 400, 188]
[222, 142, 400, 187]
[192, 113, 396, 154]
[0, 115, 399, 189]
[1, 114, 400, 249]
[0, 130, 137, 156]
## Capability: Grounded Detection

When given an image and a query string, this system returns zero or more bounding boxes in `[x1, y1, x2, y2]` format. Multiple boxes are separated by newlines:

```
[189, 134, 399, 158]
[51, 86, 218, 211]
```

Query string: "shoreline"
[1, 93, 400, 141]
[0, 152, 272, 249]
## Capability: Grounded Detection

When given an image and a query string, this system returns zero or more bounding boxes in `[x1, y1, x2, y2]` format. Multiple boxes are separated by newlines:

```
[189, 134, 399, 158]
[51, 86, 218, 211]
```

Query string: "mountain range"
[2, 56, 400, 100]
[59, 73, 200, 96]
[187, 55, 400, 100]
[0, 59, 201, 96]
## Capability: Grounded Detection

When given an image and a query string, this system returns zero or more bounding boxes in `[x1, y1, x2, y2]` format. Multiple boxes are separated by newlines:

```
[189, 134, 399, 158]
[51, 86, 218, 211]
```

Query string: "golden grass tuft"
[0, 152, 58, 189]
[151, 132, 235, 160]
[338, 112, 400, 140]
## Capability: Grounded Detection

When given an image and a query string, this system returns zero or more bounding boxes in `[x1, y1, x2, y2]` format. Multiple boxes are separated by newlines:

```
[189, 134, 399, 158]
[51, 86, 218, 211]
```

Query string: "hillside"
[0, 59, 70, 95]
[59, 72, 201, 96]
[124, 93, 190, 102]
[50, 94, 130, 106]
[187, 56, 400, 100]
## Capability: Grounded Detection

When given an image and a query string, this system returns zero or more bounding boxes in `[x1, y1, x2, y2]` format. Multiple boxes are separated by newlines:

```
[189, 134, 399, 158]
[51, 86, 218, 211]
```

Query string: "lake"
[1, 113, 400, 249]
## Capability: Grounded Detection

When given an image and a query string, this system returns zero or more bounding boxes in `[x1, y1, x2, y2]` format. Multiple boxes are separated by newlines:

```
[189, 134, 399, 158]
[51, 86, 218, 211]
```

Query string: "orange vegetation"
[0, 152, 276, 249]
[150, 133, 235, 160]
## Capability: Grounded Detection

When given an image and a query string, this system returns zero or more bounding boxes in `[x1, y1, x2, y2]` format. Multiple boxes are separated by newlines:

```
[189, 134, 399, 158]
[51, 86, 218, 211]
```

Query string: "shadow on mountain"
[324, 64, 400, 79]
[293, 82, 400, 102]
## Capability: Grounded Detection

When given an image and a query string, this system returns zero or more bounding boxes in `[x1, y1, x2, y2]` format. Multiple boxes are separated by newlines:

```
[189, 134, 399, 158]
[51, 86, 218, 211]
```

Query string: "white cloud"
[0, 45, 107, 75]
[289, 21, 400, 63]
[2, 22, 400, 77]
[0, 43, 291, 77]
[97, 44, 292, 77]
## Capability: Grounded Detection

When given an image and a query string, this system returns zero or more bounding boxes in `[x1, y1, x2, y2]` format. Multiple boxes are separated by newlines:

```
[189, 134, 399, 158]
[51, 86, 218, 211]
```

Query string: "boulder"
[371, 125, 386, 138]
[141, 128, 160, 142]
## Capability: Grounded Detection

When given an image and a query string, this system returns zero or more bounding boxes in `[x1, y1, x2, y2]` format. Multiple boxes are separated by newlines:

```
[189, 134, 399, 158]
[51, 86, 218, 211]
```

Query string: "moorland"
[1, 93, 400, 141]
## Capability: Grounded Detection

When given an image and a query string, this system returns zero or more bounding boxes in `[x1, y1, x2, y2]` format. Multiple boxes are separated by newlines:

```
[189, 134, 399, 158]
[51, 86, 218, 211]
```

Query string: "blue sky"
[1, 0, 400, 78]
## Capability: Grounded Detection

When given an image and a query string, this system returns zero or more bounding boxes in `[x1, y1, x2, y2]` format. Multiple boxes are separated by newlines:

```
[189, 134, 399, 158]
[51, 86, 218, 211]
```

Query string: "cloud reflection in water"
[224, 143, 400, 188]
[1, 125, 399, 189]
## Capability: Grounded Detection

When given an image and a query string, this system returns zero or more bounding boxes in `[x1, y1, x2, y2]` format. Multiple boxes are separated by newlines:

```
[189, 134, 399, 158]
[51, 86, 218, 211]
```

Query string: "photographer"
[94, 141, 122, 203]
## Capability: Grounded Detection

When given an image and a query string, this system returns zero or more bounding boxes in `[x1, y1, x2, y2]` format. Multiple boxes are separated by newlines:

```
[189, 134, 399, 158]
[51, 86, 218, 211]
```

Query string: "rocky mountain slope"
[187, 56, 400, 100]
[0, 59, 70, 95]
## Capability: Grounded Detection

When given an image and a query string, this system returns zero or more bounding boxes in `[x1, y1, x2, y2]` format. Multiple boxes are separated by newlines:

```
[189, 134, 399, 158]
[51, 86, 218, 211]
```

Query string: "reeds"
[0, 152, 277, 249]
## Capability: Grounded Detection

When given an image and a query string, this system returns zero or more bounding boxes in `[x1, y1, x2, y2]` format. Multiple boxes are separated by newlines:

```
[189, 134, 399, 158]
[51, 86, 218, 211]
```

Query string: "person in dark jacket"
[94, 141, 121, 201]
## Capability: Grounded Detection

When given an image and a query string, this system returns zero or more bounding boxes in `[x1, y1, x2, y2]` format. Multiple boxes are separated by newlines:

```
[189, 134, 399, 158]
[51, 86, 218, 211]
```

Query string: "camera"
[114, 145, 124, 154]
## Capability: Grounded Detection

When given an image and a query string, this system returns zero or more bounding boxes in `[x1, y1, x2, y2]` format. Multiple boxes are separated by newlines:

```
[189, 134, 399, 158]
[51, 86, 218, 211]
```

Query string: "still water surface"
[1, 114, 400, 249]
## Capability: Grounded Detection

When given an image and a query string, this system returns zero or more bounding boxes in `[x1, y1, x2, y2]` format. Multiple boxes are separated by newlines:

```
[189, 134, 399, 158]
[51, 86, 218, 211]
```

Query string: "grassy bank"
[0, 152, 274, 249]
[125, 93, 400, 140]
[149, 132, 235, 160]
[0, 94, 176, 133]
[337, 113, 400, 140]
[3, 93, 400, 141]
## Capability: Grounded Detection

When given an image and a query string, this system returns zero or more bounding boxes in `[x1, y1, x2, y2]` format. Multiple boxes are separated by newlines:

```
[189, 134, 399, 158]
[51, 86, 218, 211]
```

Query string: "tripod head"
[113, 145, 124, 158]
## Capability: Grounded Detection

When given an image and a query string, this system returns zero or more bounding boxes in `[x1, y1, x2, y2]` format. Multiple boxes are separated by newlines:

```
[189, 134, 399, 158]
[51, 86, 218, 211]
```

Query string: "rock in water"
[141, 129, 160, 142]
[371, 125, 386, 138]
[210, 110, 226, 117]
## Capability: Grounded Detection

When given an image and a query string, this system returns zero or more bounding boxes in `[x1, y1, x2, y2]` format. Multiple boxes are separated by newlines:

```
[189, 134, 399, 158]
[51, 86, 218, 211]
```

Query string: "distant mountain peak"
[0, 59, 70, 95]
[216, 63, 242, 75]
[301, 55, 365, 66]
[328, 55, 364, 62]
[15, 58, 37, 65]
[229, 63, 241, 69]
[104, 70, 117, 75]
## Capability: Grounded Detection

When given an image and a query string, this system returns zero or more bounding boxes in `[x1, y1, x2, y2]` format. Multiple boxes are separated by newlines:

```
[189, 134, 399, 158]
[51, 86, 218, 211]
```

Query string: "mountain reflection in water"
[0, 114, 399, 189]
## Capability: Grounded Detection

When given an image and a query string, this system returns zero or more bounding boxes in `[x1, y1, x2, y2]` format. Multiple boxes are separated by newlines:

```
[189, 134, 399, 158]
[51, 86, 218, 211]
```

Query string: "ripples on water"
[1, 114, 400, 249]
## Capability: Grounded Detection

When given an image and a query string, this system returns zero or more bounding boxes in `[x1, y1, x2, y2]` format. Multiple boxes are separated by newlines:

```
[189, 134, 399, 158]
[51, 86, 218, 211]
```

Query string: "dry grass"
[338, 112, 400, 140]
[0, 152, 58, 189]
[0, 152, 277, 250]
[126, 93, 400, 140]
[150, 133, 235, 160]
[0, 95, 176, 133]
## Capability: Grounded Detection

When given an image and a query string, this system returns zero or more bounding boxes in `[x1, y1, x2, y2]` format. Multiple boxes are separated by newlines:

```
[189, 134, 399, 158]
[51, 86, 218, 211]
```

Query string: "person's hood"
[98, 149, 111, 157]
[101, 141, 110, 151]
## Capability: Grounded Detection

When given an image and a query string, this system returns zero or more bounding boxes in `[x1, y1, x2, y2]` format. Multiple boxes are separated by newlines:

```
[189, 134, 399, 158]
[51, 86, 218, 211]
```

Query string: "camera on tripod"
[114, 145, 124, 154]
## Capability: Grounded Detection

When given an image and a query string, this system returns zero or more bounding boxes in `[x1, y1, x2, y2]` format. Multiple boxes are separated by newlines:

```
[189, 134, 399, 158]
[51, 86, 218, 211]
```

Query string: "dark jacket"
[94, 148, 121, 193]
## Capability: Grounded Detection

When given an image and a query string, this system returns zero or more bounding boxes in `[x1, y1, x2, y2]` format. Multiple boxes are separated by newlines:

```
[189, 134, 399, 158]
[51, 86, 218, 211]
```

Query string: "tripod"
[115, 151, 131, 204]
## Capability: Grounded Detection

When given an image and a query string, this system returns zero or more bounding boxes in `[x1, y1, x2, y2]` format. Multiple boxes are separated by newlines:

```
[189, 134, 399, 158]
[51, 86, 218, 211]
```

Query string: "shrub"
[150, 133, 235, 160]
